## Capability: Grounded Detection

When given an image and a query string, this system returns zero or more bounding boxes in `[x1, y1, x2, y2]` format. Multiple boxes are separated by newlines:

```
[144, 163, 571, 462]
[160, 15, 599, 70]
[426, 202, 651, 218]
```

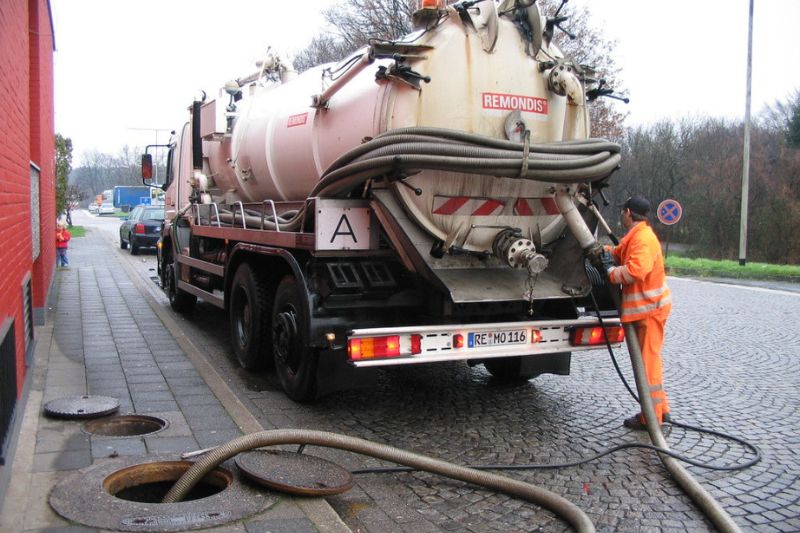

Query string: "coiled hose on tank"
[243, 127, 621, 232]
[162, 429, 596, 533]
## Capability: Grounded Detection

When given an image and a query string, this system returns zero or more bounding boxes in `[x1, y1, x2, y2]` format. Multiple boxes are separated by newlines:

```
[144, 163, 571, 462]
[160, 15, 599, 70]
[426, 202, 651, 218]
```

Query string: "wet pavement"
[2, 209, 798, 532]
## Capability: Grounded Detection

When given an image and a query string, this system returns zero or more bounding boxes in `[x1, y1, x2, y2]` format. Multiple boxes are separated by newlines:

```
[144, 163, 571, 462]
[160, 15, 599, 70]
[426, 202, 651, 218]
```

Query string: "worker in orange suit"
[600, 195, 672, 429]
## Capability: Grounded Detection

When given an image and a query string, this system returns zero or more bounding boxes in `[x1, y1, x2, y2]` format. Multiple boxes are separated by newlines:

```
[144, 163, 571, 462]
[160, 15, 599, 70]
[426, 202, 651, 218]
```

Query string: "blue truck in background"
[113, 186, 154, 211]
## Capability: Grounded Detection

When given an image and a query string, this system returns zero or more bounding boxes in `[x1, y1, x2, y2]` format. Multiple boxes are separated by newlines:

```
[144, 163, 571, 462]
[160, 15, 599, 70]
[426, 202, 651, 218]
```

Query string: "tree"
[538, 0, 628, 141]
[762, 89, 800, 148]
[55, 134, 73, 221]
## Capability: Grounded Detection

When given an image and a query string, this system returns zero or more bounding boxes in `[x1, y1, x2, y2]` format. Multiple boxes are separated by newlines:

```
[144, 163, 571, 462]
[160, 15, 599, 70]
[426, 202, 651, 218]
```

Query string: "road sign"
[657, 199, 682, 226]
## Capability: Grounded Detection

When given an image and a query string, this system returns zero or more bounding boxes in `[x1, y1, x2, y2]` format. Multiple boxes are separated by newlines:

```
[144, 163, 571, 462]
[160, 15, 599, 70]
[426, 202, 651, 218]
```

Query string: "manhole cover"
[235, 450, 354, 496]
[44, 395, 119, 419]
[84, 415, 169, 437]
[49, 456, 273, 532]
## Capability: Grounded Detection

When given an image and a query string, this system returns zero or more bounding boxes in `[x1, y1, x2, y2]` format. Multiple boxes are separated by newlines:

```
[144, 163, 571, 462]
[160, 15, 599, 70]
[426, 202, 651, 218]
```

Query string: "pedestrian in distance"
[56, 222, 71, 269]
[595, 195, 673, 430]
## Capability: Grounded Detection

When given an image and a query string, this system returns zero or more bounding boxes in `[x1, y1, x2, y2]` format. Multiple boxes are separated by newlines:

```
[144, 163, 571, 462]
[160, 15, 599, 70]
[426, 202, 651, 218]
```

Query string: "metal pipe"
[312, 53, 373, 108]
[554, 188, 596, 249]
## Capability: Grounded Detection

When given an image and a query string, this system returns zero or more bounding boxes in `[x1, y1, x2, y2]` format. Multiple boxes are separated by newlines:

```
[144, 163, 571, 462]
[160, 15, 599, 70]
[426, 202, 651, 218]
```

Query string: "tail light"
[570, 326, 625, 346]
[348, 335, 401, 361]
[134, 223, 146, 234]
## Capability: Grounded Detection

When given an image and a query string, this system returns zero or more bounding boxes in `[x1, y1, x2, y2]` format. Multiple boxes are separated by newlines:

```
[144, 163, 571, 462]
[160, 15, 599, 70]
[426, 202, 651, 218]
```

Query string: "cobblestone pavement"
[116, 225, 800, 532]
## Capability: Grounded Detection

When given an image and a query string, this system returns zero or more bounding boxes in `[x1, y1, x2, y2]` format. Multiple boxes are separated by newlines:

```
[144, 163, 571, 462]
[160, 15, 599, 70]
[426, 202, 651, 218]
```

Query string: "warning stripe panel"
[432, 197, 504, 216]
[433, 196, 563, 217]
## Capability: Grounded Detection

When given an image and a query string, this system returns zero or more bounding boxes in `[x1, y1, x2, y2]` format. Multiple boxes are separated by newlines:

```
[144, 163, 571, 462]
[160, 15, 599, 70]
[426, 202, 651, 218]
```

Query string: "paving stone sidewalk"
[0, 227, 349, 532]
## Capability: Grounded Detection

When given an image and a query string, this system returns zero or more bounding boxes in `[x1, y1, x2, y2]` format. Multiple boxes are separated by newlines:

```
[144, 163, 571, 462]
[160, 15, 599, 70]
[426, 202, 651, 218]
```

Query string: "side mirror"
[141, 154, 153, 183]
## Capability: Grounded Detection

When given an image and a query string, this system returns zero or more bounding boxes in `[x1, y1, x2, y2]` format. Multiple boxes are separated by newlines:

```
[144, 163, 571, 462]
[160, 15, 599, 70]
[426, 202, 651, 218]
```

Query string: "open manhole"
[105, 461, 230, 503]
[49, 456, 274, 532]
[83, 414, 169, 437]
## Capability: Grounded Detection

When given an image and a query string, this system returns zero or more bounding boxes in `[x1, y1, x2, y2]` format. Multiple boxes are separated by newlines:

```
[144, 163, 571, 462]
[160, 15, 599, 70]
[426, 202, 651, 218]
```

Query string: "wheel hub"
[273, 310, 298, 371]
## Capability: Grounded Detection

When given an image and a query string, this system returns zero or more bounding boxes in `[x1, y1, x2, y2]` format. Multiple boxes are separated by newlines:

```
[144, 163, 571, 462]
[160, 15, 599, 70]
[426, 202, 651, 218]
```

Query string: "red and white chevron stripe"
[432, 197, 505, 216]
[431, 196, 560, 217]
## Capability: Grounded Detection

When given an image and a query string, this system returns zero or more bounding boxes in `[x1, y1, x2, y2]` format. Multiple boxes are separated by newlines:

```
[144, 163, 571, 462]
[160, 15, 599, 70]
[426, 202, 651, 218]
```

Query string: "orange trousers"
[633, 310, 670, 424]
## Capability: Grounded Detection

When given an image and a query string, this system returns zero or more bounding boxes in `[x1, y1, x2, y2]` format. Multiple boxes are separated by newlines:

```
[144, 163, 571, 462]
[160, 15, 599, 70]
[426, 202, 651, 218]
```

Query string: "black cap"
[623, 195, 650, 216]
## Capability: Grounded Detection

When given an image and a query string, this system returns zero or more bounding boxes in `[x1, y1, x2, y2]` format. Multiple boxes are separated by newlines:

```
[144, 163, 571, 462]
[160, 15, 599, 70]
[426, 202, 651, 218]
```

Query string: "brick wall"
[0, 0, 55, 396]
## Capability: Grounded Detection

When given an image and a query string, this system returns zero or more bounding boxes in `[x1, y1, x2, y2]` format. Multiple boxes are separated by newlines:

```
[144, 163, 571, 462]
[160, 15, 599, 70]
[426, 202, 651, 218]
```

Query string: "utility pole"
[739, 0, 754, 266]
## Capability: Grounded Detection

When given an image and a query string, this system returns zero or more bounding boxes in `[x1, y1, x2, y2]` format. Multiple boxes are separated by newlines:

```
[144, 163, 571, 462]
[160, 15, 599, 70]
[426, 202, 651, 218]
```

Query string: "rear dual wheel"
[228, 267, 318, 402]
[272, 276, 318, 403]
[229, 264, 272, 371]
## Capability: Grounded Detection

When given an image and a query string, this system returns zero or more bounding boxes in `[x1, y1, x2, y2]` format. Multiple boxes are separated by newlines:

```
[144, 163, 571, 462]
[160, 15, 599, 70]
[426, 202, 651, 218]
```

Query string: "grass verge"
[666, 256, 800, 283]
[67, 226, 87, 237]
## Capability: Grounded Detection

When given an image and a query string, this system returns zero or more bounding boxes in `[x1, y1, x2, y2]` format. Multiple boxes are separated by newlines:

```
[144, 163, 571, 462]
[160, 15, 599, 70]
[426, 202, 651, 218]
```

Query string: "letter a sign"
[315, 199, 378, 250]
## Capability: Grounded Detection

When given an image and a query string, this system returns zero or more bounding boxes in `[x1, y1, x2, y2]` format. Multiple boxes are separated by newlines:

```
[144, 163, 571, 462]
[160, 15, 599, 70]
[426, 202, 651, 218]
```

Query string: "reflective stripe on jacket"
[608, 222, 671, 323]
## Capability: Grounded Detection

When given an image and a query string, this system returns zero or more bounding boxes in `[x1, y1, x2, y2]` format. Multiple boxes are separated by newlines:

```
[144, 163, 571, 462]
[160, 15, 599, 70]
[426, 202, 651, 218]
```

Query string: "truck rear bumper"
[347, 317, 622, 367]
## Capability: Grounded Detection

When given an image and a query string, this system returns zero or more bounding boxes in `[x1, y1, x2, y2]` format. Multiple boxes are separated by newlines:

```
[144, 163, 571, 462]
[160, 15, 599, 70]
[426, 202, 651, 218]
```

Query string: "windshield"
[142, 209, 164, 221]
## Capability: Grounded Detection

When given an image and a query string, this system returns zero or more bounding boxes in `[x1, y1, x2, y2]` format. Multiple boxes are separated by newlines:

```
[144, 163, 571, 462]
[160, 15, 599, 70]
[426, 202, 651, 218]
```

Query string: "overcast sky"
[52, 0, 800, 164]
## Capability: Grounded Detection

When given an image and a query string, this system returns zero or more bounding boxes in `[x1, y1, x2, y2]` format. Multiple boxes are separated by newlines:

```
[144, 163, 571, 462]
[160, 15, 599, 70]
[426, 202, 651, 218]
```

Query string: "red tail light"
[134, 223, 146, 234]
[570, 326, 625, 346]
[453, 334, 464, 349]
[348, 335, 401, 361]
[410, 334, 422, 355]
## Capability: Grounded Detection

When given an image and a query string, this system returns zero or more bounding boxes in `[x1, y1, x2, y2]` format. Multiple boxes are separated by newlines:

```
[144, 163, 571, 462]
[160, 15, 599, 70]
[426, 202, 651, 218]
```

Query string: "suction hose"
[163, 429, 596, 533]
[613, 291, 742, 532]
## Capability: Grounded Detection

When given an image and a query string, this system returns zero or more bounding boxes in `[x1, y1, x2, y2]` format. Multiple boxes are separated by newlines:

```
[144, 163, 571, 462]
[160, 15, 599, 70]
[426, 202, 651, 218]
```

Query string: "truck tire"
[229, 263, 272, 371]
[130, 234, 139, 255]
[165, 261, 196, 314]
[272, 275, 318, 402]
[483, 357, 538, 381]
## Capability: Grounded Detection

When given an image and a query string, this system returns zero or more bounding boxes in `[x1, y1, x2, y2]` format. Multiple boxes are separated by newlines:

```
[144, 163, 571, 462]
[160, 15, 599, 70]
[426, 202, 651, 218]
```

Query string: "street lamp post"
[739, 0, 754, 267]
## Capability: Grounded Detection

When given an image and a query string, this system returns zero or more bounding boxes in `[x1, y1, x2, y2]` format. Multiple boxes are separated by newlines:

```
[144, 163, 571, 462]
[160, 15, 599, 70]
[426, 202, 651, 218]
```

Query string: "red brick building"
[0, 0, 56, 463]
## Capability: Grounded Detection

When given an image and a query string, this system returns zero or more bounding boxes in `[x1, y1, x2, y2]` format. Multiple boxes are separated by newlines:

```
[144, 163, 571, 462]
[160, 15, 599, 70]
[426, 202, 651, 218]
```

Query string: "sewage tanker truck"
[144, 0, 624, 401]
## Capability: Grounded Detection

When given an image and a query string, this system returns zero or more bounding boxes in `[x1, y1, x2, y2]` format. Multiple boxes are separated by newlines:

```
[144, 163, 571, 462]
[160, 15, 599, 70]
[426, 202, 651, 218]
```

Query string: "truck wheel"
[483, 357, 539, 382]
[272, 275, 317, 402]
[229, 263, 272, 371]
[130, 234, 139, 255]
[165, 261, 196, 314]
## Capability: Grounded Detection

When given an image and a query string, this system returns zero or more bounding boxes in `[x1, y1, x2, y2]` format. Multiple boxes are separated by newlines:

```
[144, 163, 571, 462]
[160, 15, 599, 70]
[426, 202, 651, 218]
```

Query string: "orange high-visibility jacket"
[608, 222, 671, 323]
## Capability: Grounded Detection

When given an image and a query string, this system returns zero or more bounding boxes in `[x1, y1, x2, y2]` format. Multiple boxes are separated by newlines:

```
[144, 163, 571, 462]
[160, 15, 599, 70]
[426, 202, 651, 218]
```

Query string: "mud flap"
[314, 348, 378, 398]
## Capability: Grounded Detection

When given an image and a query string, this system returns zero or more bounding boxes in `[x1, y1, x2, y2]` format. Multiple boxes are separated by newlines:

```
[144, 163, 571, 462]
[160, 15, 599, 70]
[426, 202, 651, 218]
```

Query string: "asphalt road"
[77, 210, 800, 532]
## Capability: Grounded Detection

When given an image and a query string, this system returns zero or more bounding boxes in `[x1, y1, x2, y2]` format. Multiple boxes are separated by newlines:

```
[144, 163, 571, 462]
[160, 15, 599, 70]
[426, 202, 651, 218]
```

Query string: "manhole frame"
[82, 414, 170, 438]
[49, 455, 274, 532]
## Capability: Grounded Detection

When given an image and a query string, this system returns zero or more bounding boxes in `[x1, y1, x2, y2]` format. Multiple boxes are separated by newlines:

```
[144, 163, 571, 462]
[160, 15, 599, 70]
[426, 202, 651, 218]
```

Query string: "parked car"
[98, 202, 116, 215]
[88, 203, 99, 214]
[119, 206, 165, 254]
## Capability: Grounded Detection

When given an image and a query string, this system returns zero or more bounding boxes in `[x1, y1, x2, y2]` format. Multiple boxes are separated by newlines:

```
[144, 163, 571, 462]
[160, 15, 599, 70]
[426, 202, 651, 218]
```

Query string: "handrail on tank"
[261, 200, 280, 232]
[234, 201, 247, 230]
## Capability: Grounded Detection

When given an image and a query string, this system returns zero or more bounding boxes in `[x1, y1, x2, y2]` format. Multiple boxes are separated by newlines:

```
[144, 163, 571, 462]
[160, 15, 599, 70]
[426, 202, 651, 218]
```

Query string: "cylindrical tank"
[205, 4, 588, 251]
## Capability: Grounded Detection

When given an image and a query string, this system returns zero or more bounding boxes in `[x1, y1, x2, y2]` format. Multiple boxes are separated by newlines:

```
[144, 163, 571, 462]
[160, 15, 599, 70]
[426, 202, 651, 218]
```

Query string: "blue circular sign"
[657, 199, 682, 225]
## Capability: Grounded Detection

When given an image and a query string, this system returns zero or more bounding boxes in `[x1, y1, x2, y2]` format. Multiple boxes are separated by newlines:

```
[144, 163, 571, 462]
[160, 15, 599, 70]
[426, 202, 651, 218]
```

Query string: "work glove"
[598, 249, 615, 275]
[589, 247, 615, 275]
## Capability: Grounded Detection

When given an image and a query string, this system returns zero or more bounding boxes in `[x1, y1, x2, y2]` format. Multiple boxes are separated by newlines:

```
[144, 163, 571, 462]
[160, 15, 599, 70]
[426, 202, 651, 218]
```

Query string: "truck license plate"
[468, 329, 527, 347]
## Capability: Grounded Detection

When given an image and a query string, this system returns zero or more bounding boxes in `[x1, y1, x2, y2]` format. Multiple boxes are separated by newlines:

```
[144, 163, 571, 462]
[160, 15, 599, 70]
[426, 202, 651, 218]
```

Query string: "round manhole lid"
[83, 414, 169, 437]
[44, 395, 120, 419]
[235, 450, 353, 496]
